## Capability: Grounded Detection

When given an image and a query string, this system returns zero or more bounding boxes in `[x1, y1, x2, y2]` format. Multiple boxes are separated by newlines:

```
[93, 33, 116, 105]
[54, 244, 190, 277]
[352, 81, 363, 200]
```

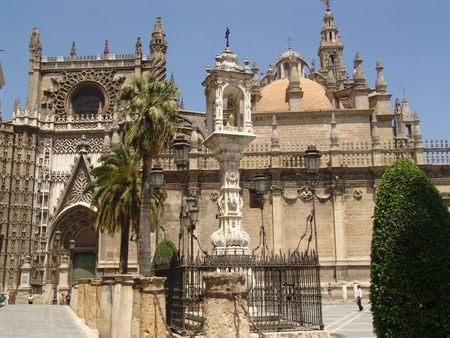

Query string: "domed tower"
[203, 37, 255, 255]
[317, 2, 346, 88]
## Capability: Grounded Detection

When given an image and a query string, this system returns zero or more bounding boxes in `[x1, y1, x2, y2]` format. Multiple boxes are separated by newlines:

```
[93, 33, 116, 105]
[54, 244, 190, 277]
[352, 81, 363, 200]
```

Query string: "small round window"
[70, 82, 106, 115]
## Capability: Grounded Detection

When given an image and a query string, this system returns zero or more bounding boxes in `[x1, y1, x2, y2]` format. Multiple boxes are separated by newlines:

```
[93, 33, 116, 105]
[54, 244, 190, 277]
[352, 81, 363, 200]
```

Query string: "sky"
[0, 0, 449, 140]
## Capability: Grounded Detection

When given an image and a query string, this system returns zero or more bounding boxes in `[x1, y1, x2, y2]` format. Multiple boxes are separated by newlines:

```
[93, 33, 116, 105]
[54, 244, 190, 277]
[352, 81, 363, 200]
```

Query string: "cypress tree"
[371, 159, 450, 337]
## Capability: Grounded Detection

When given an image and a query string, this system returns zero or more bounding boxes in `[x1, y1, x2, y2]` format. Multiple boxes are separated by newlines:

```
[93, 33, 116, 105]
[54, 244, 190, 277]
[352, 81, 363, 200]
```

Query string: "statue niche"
[223, 86, 244, 131]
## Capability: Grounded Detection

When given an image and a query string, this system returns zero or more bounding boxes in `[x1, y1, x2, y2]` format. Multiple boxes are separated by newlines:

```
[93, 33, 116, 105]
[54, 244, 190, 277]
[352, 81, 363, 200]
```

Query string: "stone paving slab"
[0, 304, 97, 338]
[0, 302, 373, 338]
[323, 303, 375, 338]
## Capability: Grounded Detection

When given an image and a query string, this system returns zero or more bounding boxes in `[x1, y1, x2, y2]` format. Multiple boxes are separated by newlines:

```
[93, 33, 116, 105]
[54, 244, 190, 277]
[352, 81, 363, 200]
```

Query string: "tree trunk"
[119, 220, 130, 274]
[139, 154, 153, 276]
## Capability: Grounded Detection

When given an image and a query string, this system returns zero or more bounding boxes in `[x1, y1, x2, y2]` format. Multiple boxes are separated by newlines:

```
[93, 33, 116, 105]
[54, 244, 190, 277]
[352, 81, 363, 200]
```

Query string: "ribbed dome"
[255, 78, 333, 112]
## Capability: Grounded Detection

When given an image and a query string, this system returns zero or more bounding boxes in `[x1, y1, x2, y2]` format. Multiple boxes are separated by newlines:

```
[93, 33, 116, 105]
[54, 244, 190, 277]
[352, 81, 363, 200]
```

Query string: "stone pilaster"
[203, 272, 250, 338]
[139, 277, 167, 338]
[77, 279, 89, 320]
[341, 282, 348, 303]
[110, 275, 123, 338]
[117, 277, 134, 338]
[271, 185, 284, 253]
[98, 276, 115, 338]
[70, 284, 79, 312]
[85, 280, 101, 329]
[57, 255, 70, 294]
[131, 278, 142, 338]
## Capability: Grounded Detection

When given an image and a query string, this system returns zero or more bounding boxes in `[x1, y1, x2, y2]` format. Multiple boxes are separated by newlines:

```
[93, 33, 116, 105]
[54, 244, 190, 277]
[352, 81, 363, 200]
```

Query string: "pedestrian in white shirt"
[356, 284, 363, 311]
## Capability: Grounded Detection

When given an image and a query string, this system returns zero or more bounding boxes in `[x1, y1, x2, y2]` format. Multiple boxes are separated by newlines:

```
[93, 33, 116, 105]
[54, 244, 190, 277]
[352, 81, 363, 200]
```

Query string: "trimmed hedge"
[371, 159, 450, 337]
[151, 239, 177, 274]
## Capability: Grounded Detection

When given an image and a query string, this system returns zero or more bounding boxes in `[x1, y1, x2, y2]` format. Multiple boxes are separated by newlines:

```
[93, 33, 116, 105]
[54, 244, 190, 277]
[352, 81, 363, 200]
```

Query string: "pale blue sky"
[1, 0, 449, 140]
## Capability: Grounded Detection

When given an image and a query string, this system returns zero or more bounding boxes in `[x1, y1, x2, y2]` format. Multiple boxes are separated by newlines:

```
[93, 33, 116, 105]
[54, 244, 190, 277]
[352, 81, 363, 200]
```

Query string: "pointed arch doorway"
[50, 203, 98, 287]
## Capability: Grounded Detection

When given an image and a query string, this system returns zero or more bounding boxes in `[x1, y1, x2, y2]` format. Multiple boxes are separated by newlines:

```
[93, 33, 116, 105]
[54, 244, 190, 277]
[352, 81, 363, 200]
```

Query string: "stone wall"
[71, 275, 167, 338]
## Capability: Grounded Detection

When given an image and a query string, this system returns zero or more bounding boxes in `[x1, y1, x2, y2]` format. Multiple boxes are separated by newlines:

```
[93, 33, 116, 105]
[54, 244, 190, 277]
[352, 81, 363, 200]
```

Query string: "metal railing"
[155, 251, 323, 335]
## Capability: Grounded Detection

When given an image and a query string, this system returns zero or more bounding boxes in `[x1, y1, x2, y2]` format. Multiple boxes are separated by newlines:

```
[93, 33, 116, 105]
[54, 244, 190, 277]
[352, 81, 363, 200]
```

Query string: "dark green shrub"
[371, 159, 450, 337]
[151, 239, 177, 274]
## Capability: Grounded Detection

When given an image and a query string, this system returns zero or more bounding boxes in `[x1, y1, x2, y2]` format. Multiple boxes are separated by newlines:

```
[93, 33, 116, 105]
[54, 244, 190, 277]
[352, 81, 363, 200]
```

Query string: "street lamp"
[303, 145, 322, 256]
[172, 135, 190, 170]
[172, 135, 198, 261]
[252, 173, 268, 257]
[150, 164, 164, 188]
[304, 145, 321, 175]
[150, 164, 164, 247]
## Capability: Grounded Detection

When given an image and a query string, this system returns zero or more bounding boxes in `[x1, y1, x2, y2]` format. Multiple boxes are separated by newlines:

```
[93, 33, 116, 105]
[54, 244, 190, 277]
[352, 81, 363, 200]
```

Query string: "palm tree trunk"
[119, 219, 130, 274]
[139, 154, 153, 275]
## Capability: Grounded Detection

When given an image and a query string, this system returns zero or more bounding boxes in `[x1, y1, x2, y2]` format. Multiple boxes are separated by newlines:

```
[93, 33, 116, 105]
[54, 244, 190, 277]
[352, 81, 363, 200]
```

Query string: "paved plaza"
[323, 303, 375, 338]
[0, 303, 373, 337]
[0, 305, 97, 338]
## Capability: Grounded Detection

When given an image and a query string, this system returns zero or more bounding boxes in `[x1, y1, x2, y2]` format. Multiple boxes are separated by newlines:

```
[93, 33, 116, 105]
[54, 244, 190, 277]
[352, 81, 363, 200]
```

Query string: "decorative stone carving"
[299, 186, 314, 201]
[53, 136, 104, 154]
[65, 171, 92, 207]
[209, 191, 220, 202]
[46, 69, 125, 118]
[353, 189, 363, 200]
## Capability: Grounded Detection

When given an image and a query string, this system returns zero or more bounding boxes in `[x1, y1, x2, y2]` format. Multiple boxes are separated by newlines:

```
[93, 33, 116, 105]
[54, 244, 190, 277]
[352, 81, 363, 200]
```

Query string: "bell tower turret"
[318, 2, 346, 88]
[149, 17, 168, 81]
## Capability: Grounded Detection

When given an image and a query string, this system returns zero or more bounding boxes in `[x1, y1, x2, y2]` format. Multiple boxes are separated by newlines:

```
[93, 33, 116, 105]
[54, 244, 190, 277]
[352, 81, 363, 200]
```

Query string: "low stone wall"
[70, 273, 333, 338]
[71, 275, 167, 338]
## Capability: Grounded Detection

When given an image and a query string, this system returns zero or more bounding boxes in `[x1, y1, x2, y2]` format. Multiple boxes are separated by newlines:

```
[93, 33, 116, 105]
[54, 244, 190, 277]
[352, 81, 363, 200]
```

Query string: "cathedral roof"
[255, 78, 333, 112]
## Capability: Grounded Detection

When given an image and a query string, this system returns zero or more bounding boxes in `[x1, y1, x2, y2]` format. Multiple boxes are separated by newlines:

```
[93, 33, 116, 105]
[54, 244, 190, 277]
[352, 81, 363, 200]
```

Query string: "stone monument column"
[203, 45, 255, 256]
[203, 272, 250, 338]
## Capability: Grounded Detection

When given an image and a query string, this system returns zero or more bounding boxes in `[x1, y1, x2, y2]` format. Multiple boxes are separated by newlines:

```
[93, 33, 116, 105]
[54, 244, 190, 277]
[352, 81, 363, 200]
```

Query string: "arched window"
[69, 82, 105, 116]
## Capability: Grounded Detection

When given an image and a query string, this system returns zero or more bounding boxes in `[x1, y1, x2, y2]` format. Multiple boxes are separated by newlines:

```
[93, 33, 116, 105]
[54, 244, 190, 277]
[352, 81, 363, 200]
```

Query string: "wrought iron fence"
[155, 251, 324, 335]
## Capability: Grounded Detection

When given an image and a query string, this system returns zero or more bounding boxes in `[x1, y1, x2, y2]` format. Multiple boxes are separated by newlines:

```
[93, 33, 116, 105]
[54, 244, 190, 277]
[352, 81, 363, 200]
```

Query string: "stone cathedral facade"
[0, 7, 449, 303]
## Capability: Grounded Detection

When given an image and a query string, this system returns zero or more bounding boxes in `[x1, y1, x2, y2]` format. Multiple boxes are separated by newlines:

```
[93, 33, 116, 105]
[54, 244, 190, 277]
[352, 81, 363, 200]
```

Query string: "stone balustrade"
[155, 138, 449, 172]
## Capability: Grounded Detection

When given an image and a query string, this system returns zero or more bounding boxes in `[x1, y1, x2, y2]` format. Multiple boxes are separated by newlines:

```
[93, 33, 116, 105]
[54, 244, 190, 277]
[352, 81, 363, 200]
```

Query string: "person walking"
[28, 294, 33, 305]
[327, 282, 333, 301]
[356, 284, 363, 311]
[65, 293, 71, 306]
[0, 292, 7, 307]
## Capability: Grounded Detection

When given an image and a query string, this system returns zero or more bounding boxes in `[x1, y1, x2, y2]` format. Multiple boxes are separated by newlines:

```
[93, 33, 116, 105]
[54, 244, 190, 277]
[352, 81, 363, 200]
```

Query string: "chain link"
[235, 294, 265, 338]
[153, 293, 176, 338]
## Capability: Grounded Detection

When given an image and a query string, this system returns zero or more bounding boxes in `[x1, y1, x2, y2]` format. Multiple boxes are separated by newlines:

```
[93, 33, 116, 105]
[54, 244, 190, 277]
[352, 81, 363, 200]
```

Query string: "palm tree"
[85, 144, 141, 274]
[118, 75, 179, 276]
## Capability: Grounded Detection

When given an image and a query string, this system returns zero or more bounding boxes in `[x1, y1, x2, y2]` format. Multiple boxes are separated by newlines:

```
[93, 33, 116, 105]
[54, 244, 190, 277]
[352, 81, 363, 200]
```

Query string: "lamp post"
[303, 145, 322, 255]
[253, 173, 268, 257]
[172, 135, 197, 261]
[68, 239, 75, 286]
[150, 164, 165, 248]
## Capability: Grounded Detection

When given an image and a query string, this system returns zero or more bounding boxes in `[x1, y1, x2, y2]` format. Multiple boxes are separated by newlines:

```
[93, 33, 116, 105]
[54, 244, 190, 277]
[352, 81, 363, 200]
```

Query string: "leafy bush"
[151, 239, 178, 274]
[370, 159, 450, 337]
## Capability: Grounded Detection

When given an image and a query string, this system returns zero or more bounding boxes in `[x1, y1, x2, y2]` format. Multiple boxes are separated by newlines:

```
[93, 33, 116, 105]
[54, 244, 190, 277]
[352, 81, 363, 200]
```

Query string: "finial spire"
[225, 27, 230, 48]
[29, 27, 42, 60]
[135, 37, 142, 55]
[70, 41, 77, 59]
[103, 39, 110, 56]
[353, 52, 367, 87]
[321, 0, 332, 10]
[287, 37, 292, 50]
[375, 58, 387, 92]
